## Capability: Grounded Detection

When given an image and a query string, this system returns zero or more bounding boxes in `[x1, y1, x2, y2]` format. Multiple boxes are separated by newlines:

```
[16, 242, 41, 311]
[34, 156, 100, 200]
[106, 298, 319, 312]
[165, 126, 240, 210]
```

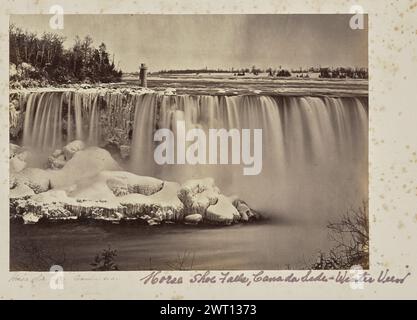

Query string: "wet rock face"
[9, 143, 261, 226]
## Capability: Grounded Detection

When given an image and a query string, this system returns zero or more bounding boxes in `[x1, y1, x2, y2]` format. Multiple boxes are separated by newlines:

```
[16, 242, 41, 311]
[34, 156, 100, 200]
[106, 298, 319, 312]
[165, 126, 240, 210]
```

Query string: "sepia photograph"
[9, 14, 369, 271]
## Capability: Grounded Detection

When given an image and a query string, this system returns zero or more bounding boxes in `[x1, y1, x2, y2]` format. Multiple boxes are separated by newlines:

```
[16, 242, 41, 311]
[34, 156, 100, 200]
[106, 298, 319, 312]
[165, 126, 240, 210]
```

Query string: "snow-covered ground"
[123, 74, 368, 97]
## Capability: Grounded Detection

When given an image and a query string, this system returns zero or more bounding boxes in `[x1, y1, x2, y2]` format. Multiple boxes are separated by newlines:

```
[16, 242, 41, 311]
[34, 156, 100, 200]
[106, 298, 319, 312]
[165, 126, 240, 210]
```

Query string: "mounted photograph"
[9, 14, 369, 271]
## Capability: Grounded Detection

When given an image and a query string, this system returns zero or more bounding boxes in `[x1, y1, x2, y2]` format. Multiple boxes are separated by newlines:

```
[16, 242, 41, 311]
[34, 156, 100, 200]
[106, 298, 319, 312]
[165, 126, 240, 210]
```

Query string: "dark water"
[10, 219, 331, 271]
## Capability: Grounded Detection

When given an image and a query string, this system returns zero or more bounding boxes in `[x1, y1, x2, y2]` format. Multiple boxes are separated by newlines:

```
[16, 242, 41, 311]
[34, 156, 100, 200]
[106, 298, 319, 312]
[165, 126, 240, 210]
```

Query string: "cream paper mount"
[0, 0, 416, 300]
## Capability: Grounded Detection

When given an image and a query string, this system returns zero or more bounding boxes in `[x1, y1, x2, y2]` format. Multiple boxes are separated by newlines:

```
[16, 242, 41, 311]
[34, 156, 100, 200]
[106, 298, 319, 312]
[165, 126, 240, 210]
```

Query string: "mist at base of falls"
[19, 90, 368, 225]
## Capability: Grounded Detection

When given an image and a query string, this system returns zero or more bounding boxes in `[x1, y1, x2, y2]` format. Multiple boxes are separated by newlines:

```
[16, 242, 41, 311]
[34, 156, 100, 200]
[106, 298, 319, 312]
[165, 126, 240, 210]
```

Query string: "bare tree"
[313, 201, 369, 270]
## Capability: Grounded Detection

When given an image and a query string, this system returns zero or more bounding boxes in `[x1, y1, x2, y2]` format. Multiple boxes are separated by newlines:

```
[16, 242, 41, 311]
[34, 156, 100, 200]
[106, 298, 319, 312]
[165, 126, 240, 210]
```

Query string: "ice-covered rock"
[164, 88, 176, 96]
[62, 140, 86, 160]
[47, 149, 66, 169]
[73, 170, 164, 198]
[147, 219, 161, 226]
[62, 170, 162, 202]
[48, 154, 66, 169]
[106, 177, 129, 197]
[10, 143, 23, 159]
[65, 173, 119, 201]
[18, 190, 77, 221]
[51, 147, 121, 188]
[10, 182, 35, 199]
[22, 212, 41, 224]
[114, 171, 163, 196]
[184, 214, 203, 224]
[83, 208, 123, 222]
[206, 195, 241, 225]
[120, 181, 184, 221]
[8, 143, 260, 226]
[10, 175, 17, 189]
[13, 168, 51, 194]
[52, 149, 63, 158]
[10, 156, 26, 173]
[233, 199, 251, 221]
[10, 173, 259, 225]
[177, 178, 220, 215]
[16, 150, 32, 162]
[9, 143, 29, 172]
[233, 199, 260, 221]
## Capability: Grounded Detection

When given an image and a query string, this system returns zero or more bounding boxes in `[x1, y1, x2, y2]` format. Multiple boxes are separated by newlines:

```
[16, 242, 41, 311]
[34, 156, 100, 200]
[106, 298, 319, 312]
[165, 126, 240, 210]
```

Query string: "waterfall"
[21, 91, 102, 152]
[129, 94, 368, 222]
[19, 90, 368, 222]
[23, 92, 64, 151]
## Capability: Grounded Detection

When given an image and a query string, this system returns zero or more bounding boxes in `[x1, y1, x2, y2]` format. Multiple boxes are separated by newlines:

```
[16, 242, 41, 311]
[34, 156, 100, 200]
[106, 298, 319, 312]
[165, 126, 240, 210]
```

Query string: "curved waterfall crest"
[16, 89, 368, 217]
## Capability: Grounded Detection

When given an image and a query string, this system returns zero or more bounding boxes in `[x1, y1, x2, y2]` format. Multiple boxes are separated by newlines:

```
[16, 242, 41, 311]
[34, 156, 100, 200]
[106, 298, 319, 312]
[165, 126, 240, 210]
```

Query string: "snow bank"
[9, 143, 260, 226]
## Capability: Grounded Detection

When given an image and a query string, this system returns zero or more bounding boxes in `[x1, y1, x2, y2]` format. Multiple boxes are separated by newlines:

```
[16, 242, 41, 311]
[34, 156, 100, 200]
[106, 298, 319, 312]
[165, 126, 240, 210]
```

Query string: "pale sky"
[10, 14, 368, 72]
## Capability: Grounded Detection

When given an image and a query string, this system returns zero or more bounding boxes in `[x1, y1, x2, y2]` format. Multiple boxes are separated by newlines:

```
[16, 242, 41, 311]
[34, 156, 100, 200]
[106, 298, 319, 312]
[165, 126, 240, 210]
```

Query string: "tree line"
[9, 24, 122, 85]
[156, 65, 368, 79]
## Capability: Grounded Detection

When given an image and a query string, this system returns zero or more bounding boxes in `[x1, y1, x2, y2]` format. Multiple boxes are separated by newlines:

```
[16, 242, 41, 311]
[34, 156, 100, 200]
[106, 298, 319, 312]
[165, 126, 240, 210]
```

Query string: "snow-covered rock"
[62, 140, 86, 160]
[13, 167, 51, 194]
[10, 143, 23, 159]
[10, 148, 33, 173]
[9, 144, 31, 176]
[120, 181, 184, 221]
[233, 199, 251, 221]
[68, 170, 164, 198]
[177, 178, 220, 215]
[16, 150, 32, 162]
[206, 195, 241, 225]
[8, 145, 260, 226]
[233, 199, 261, 221]
[23, 212, 41, 224]
[10, 182, 35, 199]
[184, 214, 203, 224]
[51, 147, 121, 188]
[10, 175, 17, 189]
[52, 149, 63, 158]
[147, 219, 161, 226]
[164, 88, 176, 95]
[10, 156, 27, 173]
[47, 154, 66, 169]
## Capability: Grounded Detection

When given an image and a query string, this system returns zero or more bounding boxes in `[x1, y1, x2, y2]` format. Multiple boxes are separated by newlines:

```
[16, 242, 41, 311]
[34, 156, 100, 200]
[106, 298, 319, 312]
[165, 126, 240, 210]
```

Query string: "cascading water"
[18, 89, 368, 223]
[130, 94, 368, 223]
[21, 90, 102, 151]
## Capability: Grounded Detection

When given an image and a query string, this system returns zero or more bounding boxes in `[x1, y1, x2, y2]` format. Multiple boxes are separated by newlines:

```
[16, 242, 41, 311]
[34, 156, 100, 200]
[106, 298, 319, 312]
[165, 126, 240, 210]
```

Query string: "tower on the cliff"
[139, 63, 148, 88]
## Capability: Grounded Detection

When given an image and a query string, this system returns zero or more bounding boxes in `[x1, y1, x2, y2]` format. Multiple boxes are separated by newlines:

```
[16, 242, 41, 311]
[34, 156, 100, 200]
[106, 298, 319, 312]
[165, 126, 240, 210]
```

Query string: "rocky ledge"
[10, 141, 261, 226]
